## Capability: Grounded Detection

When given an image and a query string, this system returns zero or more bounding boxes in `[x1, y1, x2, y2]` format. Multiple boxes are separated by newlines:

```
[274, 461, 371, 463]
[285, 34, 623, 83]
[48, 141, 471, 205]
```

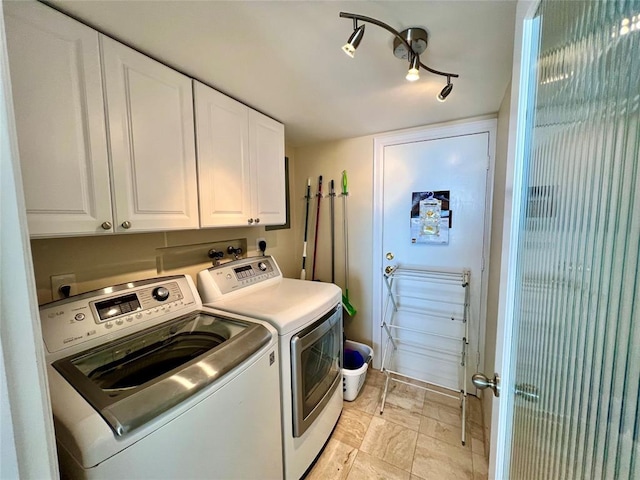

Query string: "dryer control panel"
[40, 275, 197, 356]
[198, 256, 282, 300]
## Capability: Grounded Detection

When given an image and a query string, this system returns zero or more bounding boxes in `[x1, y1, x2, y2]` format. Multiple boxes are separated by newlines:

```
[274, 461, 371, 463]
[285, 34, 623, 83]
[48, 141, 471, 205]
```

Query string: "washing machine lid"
[53, 311, 271, 436]
[204, 278, 341, 335]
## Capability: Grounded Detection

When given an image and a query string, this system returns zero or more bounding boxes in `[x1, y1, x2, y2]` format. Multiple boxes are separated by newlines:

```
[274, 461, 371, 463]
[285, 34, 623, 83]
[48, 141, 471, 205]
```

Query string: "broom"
[341, 171, 357, 316]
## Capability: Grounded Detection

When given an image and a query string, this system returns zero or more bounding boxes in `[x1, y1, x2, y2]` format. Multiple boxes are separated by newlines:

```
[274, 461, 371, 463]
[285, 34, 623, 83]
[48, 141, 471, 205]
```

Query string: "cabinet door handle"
[101, 221, 112, 230]
[248, 218, 254, 224]
[121, 221, 132, 229]
[254, 218, 260, 224]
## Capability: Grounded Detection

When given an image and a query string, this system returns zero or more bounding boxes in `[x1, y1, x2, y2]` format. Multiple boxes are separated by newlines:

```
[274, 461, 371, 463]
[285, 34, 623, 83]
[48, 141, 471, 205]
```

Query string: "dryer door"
[291, 304, 342, 437]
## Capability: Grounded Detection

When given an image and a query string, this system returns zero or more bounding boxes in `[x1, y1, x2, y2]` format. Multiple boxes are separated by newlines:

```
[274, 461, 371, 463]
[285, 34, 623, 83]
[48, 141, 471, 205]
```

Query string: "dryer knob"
[153, 287, 170, 302]
[258, 262, 268, 271]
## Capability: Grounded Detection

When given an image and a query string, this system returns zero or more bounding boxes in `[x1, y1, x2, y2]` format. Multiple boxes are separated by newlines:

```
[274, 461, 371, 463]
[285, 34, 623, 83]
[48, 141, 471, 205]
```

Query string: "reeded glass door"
[500, 1, 640, 478]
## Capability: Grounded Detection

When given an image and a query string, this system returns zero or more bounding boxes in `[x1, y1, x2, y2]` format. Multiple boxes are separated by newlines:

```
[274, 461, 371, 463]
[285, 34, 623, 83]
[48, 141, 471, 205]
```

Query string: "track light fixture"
[340, 12, 459, 99]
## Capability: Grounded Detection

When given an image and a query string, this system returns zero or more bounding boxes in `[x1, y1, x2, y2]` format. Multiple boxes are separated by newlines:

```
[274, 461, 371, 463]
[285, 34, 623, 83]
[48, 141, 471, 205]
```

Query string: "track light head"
[437, 80, 453, 102]
[342, 24, 365, 58]
[406, 54, 420, 82]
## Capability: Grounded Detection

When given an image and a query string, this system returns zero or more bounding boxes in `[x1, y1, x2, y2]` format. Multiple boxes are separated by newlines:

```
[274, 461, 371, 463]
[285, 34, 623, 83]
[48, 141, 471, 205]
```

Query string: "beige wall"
[31, 149, 299, 305]
[291, 137, 375, 344]
[482, 81, 512, 454]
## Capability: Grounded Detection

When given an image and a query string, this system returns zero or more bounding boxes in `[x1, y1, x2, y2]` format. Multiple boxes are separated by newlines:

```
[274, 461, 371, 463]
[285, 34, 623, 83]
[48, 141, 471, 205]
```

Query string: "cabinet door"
[249, 110, 286, 226]
[5, 1, 113, 237]
[194, 81, 252, 227]
[101, 36, 198, 233]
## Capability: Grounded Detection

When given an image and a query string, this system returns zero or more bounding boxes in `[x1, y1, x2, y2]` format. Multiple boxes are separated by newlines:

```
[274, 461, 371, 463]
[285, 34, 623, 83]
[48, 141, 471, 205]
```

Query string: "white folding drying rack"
[379, 264, 471, 445]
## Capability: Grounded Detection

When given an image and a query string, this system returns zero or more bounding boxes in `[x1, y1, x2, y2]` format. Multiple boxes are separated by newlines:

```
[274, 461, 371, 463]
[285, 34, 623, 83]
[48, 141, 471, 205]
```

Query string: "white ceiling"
[46, 0, 517, 147]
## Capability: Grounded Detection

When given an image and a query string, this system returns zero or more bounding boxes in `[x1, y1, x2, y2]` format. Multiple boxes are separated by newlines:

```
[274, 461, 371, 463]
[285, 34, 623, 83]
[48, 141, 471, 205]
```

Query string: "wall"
[291, 137, 374, 344]
[482, 81, 512, 456]
[30, 150, 298, 305]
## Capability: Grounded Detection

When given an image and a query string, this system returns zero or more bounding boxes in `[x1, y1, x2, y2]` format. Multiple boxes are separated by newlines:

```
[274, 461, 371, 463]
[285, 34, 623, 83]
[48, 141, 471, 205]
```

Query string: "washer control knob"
[152, 286, 170, 302]
[258, 262, 268, 271]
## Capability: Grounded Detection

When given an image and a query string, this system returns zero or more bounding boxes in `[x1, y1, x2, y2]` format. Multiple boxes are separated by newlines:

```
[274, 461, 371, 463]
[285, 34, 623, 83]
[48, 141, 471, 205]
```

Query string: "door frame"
[0, 2, 59, 476]
[489, 1, 540, 478]
[372, 117, 497, 382]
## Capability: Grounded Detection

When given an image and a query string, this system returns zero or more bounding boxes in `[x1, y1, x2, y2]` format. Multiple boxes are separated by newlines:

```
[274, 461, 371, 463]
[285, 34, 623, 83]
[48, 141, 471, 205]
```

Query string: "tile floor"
[305, 370, 488, 480]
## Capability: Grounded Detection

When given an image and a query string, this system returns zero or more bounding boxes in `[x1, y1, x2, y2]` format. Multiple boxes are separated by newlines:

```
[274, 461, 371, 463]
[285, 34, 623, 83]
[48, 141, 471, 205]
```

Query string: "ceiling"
[45, 0, 517, 147]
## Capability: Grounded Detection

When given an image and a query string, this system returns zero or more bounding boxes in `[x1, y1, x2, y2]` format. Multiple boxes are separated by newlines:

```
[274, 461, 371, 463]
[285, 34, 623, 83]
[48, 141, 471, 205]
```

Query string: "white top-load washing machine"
[197, 256, 343, 480]
[39, 274, 283, 479]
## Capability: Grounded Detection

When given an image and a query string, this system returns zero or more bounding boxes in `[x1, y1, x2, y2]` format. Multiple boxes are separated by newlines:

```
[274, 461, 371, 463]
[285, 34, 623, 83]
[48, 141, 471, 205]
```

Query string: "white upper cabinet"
[6, 2, 282, 236]
[4, 1, 113, 237]
[100, 36, 199, 233]
[194, 81, 285, 228]
[249, 109, 286, 226]
[194, 81, 251, 227]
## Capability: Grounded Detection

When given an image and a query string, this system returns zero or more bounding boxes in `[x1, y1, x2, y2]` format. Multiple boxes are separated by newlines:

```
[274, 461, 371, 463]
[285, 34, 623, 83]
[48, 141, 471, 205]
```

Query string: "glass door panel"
[508, 1, 640, 478]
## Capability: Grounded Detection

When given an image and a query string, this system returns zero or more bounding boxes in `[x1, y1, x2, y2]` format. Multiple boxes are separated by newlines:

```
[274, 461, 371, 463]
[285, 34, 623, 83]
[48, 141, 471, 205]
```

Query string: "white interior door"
[490, 0, 640, 477]
[373, 119, 496, 393]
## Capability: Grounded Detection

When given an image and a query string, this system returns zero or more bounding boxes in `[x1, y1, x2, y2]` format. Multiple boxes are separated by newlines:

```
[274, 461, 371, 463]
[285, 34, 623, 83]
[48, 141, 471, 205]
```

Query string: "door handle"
[472, 372, 500, 397]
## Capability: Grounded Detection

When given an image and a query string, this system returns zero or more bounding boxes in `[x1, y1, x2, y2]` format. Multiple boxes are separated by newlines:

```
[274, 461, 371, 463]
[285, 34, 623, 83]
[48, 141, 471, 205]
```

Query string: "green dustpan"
[341, 170, 357, 316]
[342, 291, 356, 317]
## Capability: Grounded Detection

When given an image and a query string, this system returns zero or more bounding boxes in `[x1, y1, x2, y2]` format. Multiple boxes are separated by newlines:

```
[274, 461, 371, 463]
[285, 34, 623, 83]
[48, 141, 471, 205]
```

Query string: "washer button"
[105, 322, 113, 329]
[74, 313, 85, 321]
[115, 318, 124, 326]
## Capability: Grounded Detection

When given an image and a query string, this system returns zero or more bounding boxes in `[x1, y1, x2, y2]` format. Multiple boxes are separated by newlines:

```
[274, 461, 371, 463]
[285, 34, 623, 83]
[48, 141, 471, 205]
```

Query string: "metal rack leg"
[379, 370, 391, 414]
[461, 390, 467, 445]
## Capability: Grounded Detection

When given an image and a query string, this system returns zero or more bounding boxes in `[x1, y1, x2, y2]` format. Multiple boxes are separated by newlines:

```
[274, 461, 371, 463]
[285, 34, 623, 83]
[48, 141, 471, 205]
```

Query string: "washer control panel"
[200, 256, 282, 298]
[40, 276, 196, 354]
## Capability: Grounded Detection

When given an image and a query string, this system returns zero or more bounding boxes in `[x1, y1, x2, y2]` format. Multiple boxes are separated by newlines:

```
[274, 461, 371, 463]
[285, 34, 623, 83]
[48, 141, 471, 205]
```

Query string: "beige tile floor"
[305, 370, 488, 480]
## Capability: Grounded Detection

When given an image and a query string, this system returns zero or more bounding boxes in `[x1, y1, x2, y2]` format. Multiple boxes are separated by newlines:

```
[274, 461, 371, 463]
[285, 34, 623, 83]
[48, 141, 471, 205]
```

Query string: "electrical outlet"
[51, 273, 76, 300]
[256, 237, 266, 253]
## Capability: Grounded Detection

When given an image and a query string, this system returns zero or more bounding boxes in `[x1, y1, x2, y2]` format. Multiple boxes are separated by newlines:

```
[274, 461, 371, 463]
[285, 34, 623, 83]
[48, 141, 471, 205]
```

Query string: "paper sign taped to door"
[410, 191, 450, 244]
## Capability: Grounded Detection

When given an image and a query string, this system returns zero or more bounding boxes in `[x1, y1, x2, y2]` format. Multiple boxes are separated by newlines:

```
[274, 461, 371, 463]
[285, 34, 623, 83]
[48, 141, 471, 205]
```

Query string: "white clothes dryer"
[198, 256, 343, 480]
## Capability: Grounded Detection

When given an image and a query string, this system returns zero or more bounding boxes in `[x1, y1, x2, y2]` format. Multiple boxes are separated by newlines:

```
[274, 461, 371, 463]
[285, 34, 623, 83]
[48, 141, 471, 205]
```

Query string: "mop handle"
[330, 179, 335, 284]
[342, 171, 349, 289]
[300, 178, 311, 280]
[311, 176, 323, 281]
